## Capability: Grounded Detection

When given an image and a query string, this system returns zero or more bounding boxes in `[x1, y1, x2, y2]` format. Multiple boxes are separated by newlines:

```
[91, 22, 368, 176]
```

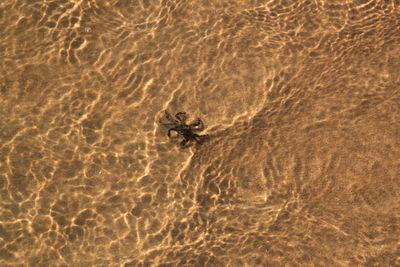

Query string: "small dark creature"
[159, 111, 209, 147]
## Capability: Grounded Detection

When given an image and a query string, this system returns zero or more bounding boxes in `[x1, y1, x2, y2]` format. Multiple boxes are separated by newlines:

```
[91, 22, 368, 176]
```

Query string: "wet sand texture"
[0, 0, 400, 266]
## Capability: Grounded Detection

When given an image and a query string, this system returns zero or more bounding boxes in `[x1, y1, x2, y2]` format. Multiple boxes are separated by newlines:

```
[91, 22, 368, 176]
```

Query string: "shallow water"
[1, 0, 400, 266]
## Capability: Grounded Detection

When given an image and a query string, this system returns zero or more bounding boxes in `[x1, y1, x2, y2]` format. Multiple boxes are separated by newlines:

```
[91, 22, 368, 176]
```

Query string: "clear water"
[0, 0, 399, 266]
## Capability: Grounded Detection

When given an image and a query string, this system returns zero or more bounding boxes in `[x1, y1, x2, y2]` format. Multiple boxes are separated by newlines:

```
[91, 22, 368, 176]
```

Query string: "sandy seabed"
[0, 0, 399, 266]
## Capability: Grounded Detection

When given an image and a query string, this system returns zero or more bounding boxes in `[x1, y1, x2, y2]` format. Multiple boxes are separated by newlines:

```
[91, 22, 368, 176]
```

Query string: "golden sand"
[0, 0, 399, 266]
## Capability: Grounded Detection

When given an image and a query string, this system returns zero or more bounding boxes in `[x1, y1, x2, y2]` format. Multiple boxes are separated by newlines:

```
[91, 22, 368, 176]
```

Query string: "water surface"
[1, 0, 400, 266]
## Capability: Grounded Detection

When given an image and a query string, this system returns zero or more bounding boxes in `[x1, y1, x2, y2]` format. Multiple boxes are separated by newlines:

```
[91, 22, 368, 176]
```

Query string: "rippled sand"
[1, 0, 400, 266]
